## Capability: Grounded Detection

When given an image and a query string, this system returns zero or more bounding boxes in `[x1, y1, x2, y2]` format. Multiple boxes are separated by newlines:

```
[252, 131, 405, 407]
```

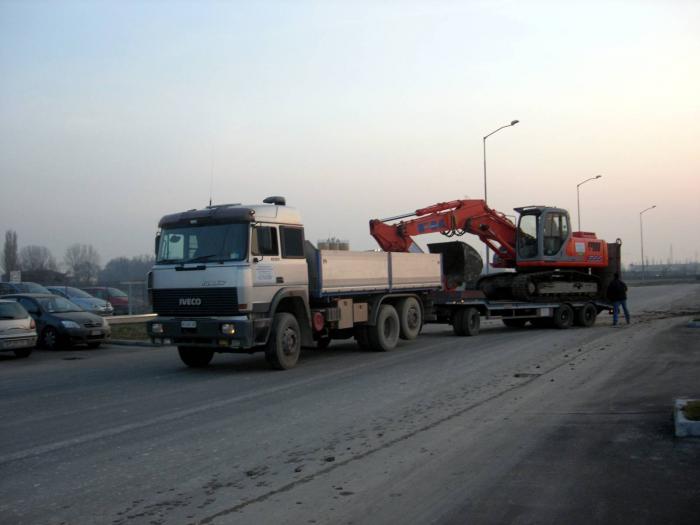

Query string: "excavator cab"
[515, 207, 572, 265]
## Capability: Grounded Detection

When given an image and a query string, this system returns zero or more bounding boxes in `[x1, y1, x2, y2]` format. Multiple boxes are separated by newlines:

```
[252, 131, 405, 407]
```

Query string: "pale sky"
[1, 0, 699, 268]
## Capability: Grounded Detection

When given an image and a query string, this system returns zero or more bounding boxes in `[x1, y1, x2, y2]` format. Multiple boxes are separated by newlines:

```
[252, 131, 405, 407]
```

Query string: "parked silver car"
[47, 286, 114, 316]
[0, 299, 37, 358]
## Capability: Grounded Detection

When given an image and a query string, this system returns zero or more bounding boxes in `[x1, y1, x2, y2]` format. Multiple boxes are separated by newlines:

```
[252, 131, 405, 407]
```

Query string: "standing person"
[607, 272, 630, 326]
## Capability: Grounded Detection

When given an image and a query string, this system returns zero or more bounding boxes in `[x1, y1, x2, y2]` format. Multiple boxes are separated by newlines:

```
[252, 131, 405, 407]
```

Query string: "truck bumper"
[147, 316, 271, 351]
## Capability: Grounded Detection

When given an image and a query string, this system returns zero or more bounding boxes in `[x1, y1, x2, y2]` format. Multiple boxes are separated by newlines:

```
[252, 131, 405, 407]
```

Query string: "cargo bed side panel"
[319, 251, 390, 293]
[390, 252, 442, 289]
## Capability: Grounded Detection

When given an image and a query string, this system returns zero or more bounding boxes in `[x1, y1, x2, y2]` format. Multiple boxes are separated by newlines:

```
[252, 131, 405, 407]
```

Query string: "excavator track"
[511, 271, 600, 302]
[478, 271, 600, 302]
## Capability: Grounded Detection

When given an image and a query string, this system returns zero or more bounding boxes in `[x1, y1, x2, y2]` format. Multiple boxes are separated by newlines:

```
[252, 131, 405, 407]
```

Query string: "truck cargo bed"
[305, 245, 441, 297]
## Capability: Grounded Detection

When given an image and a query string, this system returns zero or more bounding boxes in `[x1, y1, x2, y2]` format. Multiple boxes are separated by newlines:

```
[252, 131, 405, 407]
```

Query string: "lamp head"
[510, 120, 519, 126]
[595, 174, 602, 179]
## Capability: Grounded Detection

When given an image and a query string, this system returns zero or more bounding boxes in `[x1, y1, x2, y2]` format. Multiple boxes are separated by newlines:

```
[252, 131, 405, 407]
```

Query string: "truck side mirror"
[155, 233, 161, 256]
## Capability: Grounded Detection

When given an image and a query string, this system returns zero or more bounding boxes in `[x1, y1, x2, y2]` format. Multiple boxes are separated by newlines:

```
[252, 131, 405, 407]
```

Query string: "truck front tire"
[178, 346, 214, 368]
[397, 297, 422, 340]
[368, 304, 400, 351]
[265, 313, 301, 370]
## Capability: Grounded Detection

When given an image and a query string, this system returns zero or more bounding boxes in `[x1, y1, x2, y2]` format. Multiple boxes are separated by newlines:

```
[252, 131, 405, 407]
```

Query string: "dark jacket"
[607, 278, 628, 301]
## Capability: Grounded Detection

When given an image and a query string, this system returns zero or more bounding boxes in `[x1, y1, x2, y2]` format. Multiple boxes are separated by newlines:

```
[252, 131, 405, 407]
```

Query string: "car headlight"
[61, 320, 81, 329]
[151, 323, 164, 334]
[221, 323, 236, 335]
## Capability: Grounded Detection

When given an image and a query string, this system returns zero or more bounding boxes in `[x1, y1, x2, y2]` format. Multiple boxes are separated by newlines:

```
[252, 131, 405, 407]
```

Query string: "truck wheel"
[178, 346, 214, 367]
[552, 304, 574, 329]
[397, 297, 422, 340]
[354, 326, 371, 350]
[368, 304, 400, 351]
[453, 308, 480, 336]
[575, 303, 597, 327]
[265, 313, 301, 370]
[502, 318, 527, 328]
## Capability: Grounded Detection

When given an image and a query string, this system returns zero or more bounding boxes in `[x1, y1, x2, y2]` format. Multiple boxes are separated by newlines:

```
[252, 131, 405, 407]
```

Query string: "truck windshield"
[157, 223, 248, 264]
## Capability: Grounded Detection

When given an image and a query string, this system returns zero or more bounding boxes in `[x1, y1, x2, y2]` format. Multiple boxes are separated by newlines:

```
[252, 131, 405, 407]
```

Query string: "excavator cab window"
[543, 212, 569, 256]
[517, 213, 539, 259]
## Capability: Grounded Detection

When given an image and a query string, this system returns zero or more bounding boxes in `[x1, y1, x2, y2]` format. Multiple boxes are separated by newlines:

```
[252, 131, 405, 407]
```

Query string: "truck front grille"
[152, 288, 239, 316]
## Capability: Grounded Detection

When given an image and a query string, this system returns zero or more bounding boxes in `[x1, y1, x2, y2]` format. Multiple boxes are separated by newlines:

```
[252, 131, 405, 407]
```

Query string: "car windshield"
[64, 287, 92, 298]
[0, 302, 27, 319]
[16, 282, 50, 294]
[157, 223, 248, 264]
[38, 296, 83, 313]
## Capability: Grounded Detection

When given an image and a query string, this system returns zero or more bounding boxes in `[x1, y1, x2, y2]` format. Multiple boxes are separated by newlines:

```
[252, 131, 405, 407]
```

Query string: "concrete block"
[674, 399, 700, 438]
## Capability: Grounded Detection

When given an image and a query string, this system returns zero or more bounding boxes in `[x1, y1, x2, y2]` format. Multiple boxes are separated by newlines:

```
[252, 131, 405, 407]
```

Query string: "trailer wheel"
[354, 326, 371, 350]
[368, 304, 400, 351]
[397, 297, 422, 340]
[178, 346, 214, 368]
[552, 304, 574, 329]
[265, 313, 301, 370]
[575, 303, 597, 327]
[453, 307, 480, 336]
[502, 318, 527, 328]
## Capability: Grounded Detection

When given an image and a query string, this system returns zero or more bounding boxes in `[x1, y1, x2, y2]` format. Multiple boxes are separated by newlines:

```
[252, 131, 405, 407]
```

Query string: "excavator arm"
[369, 199, 519, 267]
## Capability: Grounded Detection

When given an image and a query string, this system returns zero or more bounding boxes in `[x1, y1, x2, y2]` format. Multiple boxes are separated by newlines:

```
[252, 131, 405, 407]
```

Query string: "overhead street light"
[576, 174, 602, 231]
[639, 205, 656, 280]
[482, 119, 519, 274]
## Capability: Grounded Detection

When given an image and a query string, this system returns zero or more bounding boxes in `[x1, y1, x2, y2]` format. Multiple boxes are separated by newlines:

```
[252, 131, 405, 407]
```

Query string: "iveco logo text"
[179, 298, 202, 306]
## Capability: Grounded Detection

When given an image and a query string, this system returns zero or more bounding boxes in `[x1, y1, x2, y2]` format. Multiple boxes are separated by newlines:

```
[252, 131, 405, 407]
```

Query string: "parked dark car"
[0, 299, 37, 358]
[82, 287, 129, 315]
[0, 281, 51, 295]
[3, 294, 110, 350]
[47, 286, 114, 316]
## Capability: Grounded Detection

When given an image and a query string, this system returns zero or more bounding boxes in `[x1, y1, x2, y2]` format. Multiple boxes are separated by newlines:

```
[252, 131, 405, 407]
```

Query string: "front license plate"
[181, 320, 197, 329]
[91, 330, 102, 336]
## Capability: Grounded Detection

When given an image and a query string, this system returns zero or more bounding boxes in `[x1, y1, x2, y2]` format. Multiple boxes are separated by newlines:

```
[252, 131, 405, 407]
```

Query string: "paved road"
[1, 284, 699, 524]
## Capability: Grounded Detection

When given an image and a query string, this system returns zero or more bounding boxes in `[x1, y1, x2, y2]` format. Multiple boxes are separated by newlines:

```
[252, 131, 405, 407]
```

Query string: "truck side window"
[280, 226, 305, 258]
[252, 226, 279, 256]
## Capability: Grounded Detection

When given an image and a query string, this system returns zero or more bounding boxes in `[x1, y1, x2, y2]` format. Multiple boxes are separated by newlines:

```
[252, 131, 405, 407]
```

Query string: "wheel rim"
[282, 327, 298, 356]
[44, 330, 56, 348]
[407, 306, 420, 329]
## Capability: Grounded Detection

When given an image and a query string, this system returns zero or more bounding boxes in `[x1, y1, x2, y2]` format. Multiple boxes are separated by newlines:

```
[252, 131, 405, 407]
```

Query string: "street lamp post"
[639, 205, 656, 280]
[482, 119, 519, 273]
[576, 174, 602, 231]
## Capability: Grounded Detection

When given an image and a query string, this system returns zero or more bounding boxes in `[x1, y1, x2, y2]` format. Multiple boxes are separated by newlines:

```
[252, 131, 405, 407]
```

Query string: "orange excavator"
[370, 199, 620, 301]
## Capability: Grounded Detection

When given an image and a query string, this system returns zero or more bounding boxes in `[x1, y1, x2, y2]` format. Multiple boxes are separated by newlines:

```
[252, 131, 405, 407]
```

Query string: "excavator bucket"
[428, 241, 483, 290]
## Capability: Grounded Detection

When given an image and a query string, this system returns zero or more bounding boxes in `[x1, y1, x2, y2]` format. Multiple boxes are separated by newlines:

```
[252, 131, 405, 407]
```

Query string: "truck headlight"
[151, 323, 164, 334]
[221, 323, 236, 335]
[61, 320, 81, 329]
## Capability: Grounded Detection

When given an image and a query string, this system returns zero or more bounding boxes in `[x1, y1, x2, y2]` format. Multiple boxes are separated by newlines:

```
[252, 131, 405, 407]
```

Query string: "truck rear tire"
[178, 346, 214, 368]
[552, 304, 574, 329]
[452, 307, 480, 336]
[575, 303, 597, 327]
[368, 304, 400, 351]
[265, 313, 301, 370]
[397, 297, 422, 340]
[502, 318, 527, 328]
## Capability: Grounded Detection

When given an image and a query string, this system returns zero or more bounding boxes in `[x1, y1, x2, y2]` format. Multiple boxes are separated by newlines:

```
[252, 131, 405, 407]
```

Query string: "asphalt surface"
[1, 284, 699, 525]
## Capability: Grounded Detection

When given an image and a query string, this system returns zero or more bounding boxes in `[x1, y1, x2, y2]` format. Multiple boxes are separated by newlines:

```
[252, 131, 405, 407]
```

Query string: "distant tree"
[100, 255, 155, 284]
[64, 244, 101, 284]
[20, 245, 57, 272]
[2, 230, 19, 278]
